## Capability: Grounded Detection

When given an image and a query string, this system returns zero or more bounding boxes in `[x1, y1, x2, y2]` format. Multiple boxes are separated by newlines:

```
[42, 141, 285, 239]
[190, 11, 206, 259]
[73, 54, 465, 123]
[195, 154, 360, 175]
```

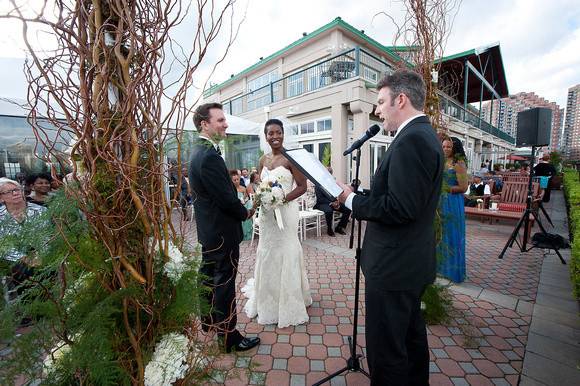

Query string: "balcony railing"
[221, 47, 514, 143]
[439, 94, 515, 143]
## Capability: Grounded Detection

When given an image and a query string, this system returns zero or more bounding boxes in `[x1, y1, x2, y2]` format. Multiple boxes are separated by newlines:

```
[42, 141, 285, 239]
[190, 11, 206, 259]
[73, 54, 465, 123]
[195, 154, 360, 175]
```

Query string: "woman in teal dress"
[230, 170, 253, 240]
[438, 136, 468, 283]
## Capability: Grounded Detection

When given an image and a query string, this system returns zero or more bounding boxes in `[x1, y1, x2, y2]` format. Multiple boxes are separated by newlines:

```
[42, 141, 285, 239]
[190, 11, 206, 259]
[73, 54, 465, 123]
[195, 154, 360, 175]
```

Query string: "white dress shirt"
[344, 113, 426, 210]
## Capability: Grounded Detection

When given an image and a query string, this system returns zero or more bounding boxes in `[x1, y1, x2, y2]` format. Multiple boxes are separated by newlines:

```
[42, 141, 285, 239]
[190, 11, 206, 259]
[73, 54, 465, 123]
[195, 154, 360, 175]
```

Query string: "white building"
[203, 17, 516, 186]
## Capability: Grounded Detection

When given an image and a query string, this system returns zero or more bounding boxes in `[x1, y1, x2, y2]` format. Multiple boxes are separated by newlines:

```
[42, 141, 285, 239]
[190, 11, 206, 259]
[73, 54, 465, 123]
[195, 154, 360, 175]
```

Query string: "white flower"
[144, 333, 190, 386]
[163, 241, 192, 284]
[43, 340, 71, 375]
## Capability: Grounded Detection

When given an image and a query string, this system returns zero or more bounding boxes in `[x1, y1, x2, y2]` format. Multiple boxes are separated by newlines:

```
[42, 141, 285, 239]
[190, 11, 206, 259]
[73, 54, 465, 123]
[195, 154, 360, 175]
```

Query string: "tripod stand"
[497, 146, 565, 264]
[313, 148, 369, 385]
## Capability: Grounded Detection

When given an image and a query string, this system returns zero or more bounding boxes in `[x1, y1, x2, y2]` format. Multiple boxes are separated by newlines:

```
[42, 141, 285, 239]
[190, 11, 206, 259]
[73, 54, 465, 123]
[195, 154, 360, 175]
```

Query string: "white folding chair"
[250, 207, 260, 247]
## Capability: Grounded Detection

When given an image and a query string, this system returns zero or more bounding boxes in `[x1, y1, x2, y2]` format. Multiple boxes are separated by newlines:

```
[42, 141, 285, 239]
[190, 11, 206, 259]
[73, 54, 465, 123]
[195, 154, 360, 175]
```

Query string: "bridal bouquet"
[254, 177, 287, 229]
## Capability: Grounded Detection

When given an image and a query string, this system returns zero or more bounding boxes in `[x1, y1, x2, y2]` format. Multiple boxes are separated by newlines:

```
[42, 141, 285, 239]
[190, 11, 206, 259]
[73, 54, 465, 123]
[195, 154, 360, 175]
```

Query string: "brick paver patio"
[175, 205, 550, 386]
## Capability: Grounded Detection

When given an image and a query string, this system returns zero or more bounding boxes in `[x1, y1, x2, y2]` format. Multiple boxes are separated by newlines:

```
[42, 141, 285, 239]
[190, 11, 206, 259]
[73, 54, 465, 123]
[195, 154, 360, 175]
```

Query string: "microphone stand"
[312, 147, 370, 385]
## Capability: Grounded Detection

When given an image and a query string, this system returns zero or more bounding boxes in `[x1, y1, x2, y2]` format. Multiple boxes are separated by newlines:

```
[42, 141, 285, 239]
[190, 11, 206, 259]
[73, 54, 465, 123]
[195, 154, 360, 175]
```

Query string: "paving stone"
[327, 347, 342, 357]
[294, 325, 306, 333]
[277, 334, 290, 343]
[249, 372, 267, 385]
[310, 335, 323, 344]
[432, 348, 450, 359]
[326, 325, 338, 333]
[491, 379, 511, 386]
[310, 316, 322, 323]
[235, 356, 251, 368]
[440, 337, 457, 346]
[459, 362, 479, 374]
[290, 374, 306, 386]
[257, 344, 271, 355]
[497, 363, 517, 375]
[429, 361, 441, 373]
[450, 378, 470, 386]
[293, 346, 306, 357]
[272, 358, 287, 370]
[310, 359, 325, 372]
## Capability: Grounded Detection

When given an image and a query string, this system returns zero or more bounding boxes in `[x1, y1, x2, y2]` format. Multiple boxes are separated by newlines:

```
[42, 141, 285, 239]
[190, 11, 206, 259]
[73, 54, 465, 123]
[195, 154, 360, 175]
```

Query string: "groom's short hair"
[194, 102, 223, 130]
[264, 118, 284, 135]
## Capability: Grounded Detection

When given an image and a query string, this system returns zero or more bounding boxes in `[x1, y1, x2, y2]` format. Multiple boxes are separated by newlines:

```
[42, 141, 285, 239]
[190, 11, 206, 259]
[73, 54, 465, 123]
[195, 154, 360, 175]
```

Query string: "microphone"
[343, 124, 381, 156]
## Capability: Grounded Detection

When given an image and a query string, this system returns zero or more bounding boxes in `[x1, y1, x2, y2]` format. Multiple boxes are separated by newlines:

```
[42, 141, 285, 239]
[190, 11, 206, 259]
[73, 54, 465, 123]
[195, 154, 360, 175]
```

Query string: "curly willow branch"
[3, 0, 241, 383]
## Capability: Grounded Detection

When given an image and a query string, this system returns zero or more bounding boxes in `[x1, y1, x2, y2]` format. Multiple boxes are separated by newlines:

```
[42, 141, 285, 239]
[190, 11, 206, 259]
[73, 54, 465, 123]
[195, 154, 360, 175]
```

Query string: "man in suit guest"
[338, 70, 444, 385]
[464, 174, 491, 207]
[189, 103, 260, 353]
[313, 167, 351, 236]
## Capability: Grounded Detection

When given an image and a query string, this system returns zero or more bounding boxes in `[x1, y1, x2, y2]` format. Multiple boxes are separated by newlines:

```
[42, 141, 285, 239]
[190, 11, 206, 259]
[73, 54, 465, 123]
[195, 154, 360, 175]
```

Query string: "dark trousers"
[316, 203, 351, 230]
[199, 246, 242, 345]
[365, 285, 429, 386]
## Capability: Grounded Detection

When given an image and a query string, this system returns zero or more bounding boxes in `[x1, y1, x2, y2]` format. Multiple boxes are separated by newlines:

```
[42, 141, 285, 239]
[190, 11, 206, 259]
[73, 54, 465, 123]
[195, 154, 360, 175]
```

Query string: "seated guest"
[0, 178, 47, 298]
[464, 174, 491, 207]
[245, 171, 260, 196]
[26, 173, 52, 206]
[314, 167, 351, 236]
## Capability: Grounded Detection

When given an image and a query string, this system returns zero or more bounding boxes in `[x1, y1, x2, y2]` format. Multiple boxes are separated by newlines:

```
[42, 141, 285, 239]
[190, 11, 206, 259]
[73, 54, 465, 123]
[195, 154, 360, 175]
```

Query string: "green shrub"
[563, 169, 580, 298]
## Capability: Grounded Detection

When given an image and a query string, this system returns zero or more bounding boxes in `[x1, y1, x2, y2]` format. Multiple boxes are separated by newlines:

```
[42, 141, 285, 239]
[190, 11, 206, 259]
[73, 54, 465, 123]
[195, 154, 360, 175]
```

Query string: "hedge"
[563, 169, 580, 298]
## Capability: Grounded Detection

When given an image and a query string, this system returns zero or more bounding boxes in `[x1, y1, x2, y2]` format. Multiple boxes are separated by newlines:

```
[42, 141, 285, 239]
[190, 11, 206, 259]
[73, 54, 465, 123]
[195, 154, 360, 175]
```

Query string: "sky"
[0, 0, 579, 108]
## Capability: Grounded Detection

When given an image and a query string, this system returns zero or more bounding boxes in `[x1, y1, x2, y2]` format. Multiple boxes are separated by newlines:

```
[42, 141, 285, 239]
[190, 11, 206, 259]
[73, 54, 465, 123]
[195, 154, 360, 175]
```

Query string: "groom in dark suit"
[189, 103, 260, 353]
[338, 70, 444, 385]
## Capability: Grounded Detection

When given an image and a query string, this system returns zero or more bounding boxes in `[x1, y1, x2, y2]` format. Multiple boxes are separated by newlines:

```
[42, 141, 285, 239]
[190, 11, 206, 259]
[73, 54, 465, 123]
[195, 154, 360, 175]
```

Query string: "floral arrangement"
[254, 175, 287, 229]
[144, 333, 190, 386]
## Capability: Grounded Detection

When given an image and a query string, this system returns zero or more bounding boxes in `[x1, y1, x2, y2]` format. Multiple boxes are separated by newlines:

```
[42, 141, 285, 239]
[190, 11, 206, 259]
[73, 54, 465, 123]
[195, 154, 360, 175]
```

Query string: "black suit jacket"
[189, 138, 248, 251]
[352, 116, 444, 291]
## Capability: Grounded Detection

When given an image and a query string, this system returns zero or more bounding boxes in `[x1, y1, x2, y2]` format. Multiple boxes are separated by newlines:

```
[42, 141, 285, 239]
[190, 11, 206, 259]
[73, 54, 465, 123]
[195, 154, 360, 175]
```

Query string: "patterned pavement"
[176, 209, 544, 386]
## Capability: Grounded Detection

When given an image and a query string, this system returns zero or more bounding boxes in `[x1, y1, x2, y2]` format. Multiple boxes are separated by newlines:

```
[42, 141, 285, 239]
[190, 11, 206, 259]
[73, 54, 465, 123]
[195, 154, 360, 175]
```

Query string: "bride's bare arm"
[285, 163, 307, 202]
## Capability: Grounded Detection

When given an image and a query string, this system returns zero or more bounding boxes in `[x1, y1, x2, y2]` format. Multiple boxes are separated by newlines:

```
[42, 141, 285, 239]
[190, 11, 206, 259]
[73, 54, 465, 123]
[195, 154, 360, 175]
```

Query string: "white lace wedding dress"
[242, 166, 312, 328]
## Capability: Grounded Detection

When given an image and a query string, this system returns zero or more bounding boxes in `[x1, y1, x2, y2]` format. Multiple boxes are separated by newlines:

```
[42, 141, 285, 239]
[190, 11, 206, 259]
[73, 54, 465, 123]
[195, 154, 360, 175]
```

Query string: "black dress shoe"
[327, 229, 335, 237]
[335, 227, 346, 235]
[225, 336, 260, 353]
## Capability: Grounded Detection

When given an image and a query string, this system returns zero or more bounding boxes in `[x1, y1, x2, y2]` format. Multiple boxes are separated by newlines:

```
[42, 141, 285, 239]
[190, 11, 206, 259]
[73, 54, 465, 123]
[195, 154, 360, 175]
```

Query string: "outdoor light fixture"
[431, 69, 439, 84]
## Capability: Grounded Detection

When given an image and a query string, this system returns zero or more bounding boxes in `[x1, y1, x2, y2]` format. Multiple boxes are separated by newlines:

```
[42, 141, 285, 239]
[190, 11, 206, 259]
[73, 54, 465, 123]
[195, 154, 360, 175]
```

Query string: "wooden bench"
[465, 207, 534, 231]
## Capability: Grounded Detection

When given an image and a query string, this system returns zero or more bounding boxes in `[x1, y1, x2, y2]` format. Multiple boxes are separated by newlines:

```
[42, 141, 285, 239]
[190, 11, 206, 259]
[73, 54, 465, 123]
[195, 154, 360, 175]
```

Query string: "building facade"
[481, 92, 563, 151]
[562, 84, 580, 162]
[203, 17, 516, 186]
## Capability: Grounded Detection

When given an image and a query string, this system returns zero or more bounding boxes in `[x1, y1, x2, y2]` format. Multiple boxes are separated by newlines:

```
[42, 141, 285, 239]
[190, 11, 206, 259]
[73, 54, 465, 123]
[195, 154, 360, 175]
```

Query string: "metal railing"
[221, 47, 513, 143]
[439, 93, 515, 144]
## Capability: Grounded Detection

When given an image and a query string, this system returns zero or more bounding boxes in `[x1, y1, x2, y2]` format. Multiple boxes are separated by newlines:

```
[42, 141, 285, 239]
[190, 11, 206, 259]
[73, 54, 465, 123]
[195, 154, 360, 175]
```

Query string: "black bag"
[531, 232, 570, 249]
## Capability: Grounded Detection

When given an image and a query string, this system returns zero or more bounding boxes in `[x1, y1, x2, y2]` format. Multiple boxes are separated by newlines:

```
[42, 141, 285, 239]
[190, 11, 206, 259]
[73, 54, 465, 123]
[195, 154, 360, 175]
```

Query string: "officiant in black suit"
[338, 70, 444, 385]
[189, 103, 260, 353]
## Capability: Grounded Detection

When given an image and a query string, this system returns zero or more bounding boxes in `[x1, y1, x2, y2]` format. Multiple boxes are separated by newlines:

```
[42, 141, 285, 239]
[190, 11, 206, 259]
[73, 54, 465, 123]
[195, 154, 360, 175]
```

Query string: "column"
[349, 100, 374, 187]
[331, 103, 348, 182]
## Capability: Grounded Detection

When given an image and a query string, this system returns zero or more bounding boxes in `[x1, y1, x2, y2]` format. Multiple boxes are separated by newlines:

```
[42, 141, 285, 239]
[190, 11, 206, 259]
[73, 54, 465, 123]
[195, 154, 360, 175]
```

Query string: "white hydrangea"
[150, 239, 198, 284]
[163, 242, 190, 284]
[43, 340, 72, 376]
[144, 333, 190, 386]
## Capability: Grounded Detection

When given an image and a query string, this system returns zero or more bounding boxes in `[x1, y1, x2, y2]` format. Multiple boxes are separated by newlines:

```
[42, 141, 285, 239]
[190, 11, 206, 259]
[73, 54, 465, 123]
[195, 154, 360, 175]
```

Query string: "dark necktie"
[216, 146, 222, 156]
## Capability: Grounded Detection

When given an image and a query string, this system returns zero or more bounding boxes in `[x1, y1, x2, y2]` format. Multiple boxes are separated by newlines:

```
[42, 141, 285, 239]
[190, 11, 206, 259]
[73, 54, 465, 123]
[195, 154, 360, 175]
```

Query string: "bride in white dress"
[242, 119, 312, 328]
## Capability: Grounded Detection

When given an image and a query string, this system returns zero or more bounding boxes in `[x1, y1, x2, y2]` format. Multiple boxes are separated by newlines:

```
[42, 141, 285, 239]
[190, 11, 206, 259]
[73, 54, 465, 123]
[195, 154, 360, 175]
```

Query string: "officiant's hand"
[330, 200, 340, 210]
[337, 182, 353, 204]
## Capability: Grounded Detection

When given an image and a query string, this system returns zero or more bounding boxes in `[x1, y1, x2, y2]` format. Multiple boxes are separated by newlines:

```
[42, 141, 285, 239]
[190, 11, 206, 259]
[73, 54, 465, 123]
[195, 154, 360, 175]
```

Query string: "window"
[247, 70, 279, 111]
[303, 144, 314, 153]
[300, 122, 314, 134]
[316, 119, 331, 132]
[363, 67, 378, 83]
[231, 97, 243, 115]
[287, 72, 304, 98]
[288, 124, 299, 136]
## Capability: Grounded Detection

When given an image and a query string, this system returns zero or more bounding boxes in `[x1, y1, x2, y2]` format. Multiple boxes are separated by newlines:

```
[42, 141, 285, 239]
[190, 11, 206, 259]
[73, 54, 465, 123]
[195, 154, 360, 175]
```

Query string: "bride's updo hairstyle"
[264, 118, 284, 135]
